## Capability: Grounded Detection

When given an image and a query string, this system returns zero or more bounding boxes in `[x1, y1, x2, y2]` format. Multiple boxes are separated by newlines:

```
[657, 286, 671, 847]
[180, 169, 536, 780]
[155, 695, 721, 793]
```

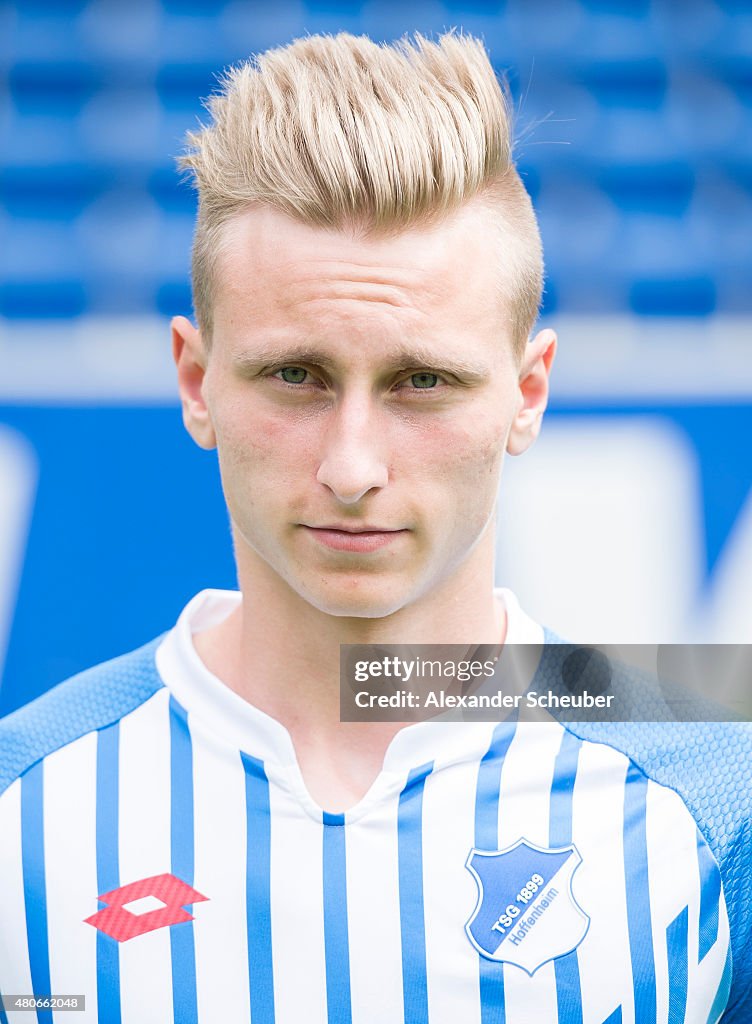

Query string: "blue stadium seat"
[156, 61, 223, 113]
[76, 0, 162, 62]
[596, 162, 695, 217]
[0, 280, 87, 319]
[1, 163, 109, 219]
[512, 74, 601, 161]
[218, 3, 308, 57]
[653, 1, 748, 60]
[574, 58, 667, 111]
[629, 277, 716, 317]
[74, 189, 163, 275]
[710, 13, 752, 60]
[156, 278, 193, 320]
[359, 2, 452, 46]
[536, 173, 620, 267]
[0, 221, 75, 280]
[9, 61, 101, 117]
[157, 213, 194, 278]
[3, 112, 82, 166]
[77, 88, 162, 165]
[663, 71, 745, 160]
[5, 8, 90, 63]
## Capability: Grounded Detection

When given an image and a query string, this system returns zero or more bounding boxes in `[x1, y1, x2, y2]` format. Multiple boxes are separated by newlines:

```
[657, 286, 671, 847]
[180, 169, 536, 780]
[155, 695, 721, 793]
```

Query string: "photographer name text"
[353, 689, 614, 710]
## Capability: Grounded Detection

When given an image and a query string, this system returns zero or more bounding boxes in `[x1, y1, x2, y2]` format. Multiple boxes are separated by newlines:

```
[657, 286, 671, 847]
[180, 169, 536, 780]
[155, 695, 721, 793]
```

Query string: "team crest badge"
[465, 838, 589, 975]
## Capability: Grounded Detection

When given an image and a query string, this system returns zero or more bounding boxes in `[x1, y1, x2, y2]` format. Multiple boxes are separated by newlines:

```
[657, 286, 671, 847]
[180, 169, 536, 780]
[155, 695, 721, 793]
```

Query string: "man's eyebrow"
[232, 348, 338, 372]
[231, 345, 490, 379]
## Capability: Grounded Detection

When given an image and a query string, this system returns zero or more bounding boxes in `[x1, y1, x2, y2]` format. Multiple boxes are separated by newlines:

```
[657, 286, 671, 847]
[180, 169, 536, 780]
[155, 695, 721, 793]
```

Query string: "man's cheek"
[451, 441, 505, 531]
[440, 431, 505, 488]
[463, 417, 509, 480]
[216, 415, 298, 471]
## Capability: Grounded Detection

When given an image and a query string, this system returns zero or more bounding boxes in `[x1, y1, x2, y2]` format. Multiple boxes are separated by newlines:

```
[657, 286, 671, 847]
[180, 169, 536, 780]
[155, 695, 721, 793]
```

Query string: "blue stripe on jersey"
[0, 998, 8, 1023]
[549, 730, 584, 1024]
[666, 906, 689, 1024]
[20, 762, 52, 1024]
[241, 752, 275, 1024]
[623, 765, 656, 1024]
[547, 728, 580, 846]
[475, 722, 517, 850]
[601, 1007, 622, 1023]
[697, 835, 721, 962]
[322, 813, 352, 1024]
[397, 762, 433, 1024]
[96, 721, 121, 1024]
[475, 722, 518, 1024]
[169, 698, 199, 1024]
[707, 947, 732, 1024]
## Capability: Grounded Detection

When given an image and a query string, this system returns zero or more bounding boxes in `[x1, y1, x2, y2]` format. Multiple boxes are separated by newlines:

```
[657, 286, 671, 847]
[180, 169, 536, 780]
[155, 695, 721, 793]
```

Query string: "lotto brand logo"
[84, 873, 209, 942]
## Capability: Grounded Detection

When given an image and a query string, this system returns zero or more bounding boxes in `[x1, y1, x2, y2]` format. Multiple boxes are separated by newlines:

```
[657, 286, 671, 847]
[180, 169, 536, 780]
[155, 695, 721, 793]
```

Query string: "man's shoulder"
[537, 632, 752, 853]
[0, 636, 166, 797]
[565, 714, 752, 854]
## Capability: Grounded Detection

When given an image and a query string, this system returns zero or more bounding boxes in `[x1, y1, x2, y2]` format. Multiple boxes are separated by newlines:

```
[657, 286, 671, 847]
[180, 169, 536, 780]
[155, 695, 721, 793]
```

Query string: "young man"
[0, 32, 749, 1024]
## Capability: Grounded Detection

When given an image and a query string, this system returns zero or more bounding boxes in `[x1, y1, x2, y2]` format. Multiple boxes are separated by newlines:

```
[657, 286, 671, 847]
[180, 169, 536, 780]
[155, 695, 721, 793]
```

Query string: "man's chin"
[294, 577, 418, 621]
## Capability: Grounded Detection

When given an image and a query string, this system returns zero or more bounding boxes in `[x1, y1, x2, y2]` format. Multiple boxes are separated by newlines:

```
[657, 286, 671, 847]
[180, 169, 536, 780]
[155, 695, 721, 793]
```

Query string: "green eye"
[411, 372, 439, 389]
[279, 367, 308, 384]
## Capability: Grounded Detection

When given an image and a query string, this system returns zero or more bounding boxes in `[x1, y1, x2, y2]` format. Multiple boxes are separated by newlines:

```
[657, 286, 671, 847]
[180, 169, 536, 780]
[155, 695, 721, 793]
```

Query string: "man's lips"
[300, 524, 408, 552]
[306, 524, 402, 533]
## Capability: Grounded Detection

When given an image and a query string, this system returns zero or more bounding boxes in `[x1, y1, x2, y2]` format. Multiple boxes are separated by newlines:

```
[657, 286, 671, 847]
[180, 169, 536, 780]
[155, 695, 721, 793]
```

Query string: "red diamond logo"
[84, 872, 209, 942]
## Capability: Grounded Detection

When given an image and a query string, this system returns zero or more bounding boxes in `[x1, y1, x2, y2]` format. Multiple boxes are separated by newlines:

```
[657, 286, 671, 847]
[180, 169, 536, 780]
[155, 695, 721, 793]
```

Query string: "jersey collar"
[155, 587, 544, 772]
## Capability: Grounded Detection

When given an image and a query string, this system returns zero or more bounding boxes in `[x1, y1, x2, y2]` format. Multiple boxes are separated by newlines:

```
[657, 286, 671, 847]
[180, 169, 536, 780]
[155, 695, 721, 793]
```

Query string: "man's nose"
[316, 395, 389, 505]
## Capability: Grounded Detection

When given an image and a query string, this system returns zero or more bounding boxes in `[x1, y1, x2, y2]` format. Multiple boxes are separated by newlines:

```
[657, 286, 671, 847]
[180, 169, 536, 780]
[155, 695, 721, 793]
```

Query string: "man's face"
[175, 202, 552, 618]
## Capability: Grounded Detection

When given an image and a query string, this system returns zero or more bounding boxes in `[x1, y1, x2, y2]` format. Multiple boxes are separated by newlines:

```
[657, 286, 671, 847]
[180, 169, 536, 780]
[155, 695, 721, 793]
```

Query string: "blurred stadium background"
[1, 0, 750, 714]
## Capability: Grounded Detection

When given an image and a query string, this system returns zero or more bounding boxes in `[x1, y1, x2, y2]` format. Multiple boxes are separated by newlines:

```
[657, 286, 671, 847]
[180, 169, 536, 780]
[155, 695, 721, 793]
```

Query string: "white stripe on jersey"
[117, 688, 174, 1024]
[190, 713, 252, 1024]
[42, 731, 100, 1024]
[0, 780, 34, 1024]
[567, 736, 633, 1024]
[266, 763, 328, 1024]
[421, 746, 484, 1023]
[344, 784, 404, 1024]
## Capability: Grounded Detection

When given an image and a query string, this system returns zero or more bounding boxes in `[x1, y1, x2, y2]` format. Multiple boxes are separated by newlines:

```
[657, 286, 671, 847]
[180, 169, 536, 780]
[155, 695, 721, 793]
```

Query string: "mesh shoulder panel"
[0, 636, 165, 797]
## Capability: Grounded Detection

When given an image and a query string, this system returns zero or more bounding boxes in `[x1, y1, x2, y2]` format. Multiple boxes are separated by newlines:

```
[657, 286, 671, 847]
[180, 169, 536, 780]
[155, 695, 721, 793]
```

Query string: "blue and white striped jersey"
[1, 589, 750, 1023]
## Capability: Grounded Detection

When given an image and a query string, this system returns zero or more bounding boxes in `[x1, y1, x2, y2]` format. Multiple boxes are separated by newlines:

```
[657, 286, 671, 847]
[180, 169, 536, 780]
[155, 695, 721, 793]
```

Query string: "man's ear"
[172, 315, 217, 450]
[506, 328, 556, 456]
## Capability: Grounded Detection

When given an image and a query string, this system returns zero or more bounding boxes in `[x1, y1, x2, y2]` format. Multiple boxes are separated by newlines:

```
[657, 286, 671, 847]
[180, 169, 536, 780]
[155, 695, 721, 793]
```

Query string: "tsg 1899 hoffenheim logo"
[465, 838, 589, 975]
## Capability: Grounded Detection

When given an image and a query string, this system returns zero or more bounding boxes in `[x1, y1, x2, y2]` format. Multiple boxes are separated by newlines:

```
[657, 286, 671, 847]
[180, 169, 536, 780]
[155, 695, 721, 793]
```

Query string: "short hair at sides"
[179, 31, 543, 357]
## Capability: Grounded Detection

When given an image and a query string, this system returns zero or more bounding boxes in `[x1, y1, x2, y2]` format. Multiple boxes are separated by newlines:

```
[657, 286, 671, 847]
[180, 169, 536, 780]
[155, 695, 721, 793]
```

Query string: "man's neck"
[201, 550, 502, 713]
[191, 539, 505, 812]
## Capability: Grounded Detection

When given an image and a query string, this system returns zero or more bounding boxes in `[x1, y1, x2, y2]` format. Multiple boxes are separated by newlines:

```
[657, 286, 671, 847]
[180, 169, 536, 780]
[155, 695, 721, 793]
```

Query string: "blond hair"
[179, 31, 543, 356]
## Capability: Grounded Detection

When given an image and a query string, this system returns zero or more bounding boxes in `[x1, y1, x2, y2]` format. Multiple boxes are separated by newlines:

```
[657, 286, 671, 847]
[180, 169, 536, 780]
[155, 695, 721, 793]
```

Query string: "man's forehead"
[206, 207, 515, 366]
[213, 202, 502, 312]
